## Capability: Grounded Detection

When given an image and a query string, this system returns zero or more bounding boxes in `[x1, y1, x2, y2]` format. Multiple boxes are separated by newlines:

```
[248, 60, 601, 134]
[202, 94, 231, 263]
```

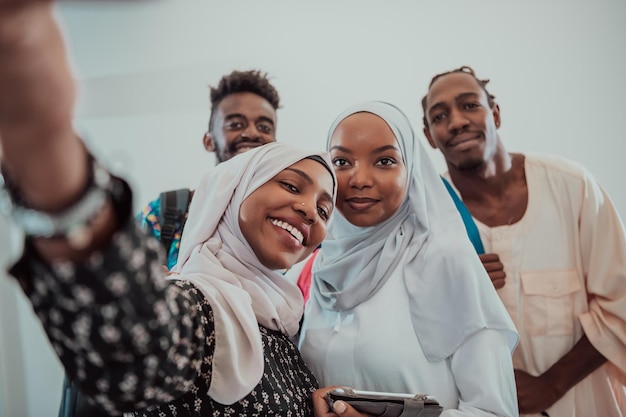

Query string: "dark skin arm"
[0, 1, 118, 262]
[515, 334, 607, 414]
[478, 251, 608, 413]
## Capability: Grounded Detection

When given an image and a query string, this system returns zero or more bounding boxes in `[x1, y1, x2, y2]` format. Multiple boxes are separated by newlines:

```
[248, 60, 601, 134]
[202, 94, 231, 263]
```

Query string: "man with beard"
[137, 69, 281, 269]
[421, 65, 626, 416]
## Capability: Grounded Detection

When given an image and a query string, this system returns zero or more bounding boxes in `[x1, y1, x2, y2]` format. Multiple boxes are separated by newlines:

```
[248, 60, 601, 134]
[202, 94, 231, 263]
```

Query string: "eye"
[279, 181, 299, 193]
[256, 123, 273, 134]
[317, 206, 329, 221]
[332, 157, 349, 167]
[376, 157, 396, 167]
[463, 102, 481, 110]
[431, 113, 446, 124]
[224, 121, 244, 130]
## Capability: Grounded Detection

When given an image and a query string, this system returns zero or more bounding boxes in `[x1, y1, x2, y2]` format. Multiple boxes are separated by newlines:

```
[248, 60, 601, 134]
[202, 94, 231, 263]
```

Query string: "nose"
[294, 200, 316, 225]
[448, 108, 469, 133]
[347, 164, 373, 189]
[240, 124, 261, 140]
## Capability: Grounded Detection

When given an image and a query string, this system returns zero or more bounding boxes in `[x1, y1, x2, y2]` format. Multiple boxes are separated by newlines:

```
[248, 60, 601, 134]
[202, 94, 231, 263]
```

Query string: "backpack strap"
[440, 176, 485, 254]
[158, 188, 191, 253]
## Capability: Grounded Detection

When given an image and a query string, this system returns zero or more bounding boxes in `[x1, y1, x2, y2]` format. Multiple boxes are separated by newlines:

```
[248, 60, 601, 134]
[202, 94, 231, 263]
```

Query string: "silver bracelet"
[0, 157, 117, 249]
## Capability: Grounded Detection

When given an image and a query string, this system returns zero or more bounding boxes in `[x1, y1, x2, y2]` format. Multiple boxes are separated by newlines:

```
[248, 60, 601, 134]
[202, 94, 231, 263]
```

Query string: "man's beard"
[217, 138, 263, 163]
[456, 156, 486, 172]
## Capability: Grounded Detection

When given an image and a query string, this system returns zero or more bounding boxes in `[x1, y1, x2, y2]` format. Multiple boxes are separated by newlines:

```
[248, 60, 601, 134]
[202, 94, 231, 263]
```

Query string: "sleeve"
[577, 171, 626, 374]
[136, 196, 162, 241]
[9, 219, 214, 415]
[444, 329, 519, 417]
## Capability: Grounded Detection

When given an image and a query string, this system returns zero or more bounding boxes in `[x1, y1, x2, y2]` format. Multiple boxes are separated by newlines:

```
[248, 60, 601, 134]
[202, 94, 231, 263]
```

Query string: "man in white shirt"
[421, 65, 626, 416]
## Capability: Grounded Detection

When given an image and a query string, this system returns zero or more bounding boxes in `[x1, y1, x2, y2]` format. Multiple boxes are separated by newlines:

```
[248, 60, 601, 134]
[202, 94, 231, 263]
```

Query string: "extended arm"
[0, 1, 115, 261]
[0, 3, 211, 413]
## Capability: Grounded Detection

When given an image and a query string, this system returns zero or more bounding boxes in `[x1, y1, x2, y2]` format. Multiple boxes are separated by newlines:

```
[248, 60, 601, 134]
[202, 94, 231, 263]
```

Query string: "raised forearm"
[0, 1, 85, 211]
[0, 2, 122, 262]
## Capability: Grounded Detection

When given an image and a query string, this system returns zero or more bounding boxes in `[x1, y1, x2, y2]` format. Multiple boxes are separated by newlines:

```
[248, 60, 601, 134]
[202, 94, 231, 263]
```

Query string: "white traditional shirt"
[448, 154, 626, 417]
[300, 248, 519, 416]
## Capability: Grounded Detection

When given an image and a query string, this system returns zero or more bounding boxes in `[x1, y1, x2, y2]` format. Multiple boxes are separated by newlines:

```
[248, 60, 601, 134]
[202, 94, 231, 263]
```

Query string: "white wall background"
[1, 0, 625, 415]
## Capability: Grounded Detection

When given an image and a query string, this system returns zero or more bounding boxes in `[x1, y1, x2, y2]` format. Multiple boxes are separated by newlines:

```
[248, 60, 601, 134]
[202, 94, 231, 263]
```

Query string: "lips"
[345, 197, 379, 211]
[447, 133, 481, 149]
[270, 218, 307, 245]
[234, 142, 262, 153]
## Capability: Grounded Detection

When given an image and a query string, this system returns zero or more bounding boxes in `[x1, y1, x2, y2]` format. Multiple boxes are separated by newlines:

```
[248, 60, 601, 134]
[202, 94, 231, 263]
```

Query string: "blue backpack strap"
[441, 176, 485, 254]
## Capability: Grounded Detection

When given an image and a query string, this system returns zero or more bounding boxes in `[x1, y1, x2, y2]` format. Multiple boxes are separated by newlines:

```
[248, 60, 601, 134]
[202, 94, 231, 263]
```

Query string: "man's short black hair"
[421, 66, 496, 128]
[208, 70, 281, 131]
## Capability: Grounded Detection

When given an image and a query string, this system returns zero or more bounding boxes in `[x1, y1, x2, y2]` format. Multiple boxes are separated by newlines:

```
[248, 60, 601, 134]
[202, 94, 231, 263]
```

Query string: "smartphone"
[325, 387, 442, 417]
[329, 387, 437, 401]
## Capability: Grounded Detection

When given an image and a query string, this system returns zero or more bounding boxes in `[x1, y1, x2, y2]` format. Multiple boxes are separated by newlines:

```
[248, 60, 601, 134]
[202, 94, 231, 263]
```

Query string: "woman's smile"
[344, 197, 379, 211]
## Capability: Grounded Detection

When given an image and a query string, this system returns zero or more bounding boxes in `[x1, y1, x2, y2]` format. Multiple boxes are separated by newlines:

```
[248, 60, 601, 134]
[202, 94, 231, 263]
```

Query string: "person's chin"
[263, 252, 299, 271]
[343, 212, 379, 228]
[457, 157, 485, 172]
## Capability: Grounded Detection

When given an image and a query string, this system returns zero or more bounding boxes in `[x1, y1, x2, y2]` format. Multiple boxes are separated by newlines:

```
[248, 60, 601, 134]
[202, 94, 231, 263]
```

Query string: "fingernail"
[333, 400, 347, 414]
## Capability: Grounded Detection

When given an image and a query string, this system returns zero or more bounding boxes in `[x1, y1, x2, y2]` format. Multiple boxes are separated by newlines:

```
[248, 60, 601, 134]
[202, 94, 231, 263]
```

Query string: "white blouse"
[300, 248, 518, 417]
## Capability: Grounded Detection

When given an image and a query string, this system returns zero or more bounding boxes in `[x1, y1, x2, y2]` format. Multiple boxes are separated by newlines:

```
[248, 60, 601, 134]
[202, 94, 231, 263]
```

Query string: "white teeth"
[270, 219, 304, 244]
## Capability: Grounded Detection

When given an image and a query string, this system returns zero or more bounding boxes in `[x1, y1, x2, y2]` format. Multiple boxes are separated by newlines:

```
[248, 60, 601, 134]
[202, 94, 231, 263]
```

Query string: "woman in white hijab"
[299, 102, 520, 417]
[6, 142, 336, 416]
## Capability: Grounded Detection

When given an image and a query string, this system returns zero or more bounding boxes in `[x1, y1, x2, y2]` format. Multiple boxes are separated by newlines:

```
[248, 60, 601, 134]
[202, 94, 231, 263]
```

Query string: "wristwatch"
[0, 157, 122, 249]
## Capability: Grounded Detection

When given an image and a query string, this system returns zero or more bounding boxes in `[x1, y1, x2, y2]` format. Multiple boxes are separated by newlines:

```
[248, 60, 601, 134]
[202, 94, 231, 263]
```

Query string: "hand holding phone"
[325, 388, 443, 417]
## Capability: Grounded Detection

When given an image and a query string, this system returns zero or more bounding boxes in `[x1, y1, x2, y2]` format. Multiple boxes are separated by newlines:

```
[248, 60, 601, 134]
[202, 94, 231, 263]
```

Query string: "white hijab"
[311, 101, 518, 361]
[170, 142, 335, 404]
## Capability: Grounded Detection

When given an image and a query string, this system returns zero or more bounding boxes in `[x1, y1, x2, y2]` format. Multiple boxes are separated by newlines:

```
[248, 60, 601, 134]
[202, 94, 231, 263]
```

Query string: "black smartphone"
[325, 388, 442, 417]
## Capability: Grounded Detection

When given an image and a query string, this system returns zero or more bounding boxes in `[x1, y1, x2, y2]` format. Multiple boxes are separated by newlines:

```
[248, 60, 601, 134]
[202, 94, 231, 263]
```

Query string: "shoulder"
[423, 228, 477, 270]
[522, 153, 607, 196]
[524, 153, 592, 181]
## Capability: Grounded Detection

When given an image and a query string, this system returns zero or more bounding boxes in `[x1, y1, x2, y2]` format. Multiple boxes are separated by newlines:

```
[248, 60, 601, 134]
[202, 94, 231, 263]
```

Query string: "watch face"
[1, 157, 114, 243]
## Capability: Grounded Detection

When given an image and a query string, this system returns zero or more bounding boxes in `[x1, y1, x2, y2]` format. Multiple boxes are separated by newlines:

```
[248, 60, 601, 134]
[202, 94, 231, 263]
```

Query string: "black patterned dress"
[9, 220, 318, 416]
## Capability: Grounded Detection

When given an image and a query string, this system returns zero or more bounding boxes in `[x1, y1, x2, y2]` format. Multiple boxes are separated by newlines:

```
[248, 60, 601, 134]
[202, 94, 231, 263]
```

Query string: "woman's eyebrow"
[285, 168, 313, 184]
[330, 145, 399, 155]
[285, 167, 334, 206]
[329, 145, 352, 154]
[371, 145, 400, 154]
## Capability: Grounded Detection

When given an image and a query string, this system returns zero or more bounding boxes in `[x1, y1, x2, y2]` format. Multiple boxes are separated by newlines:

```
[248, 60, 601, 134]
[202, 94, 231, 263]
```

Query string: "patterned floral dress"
[10, 220, 318, 416]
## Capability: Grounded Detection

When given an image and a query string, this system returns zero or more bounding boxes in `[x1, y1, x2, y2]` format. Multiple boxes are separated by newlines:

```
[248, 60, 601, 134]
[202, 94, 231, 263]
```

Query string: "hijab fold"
[170, 142, 334, 404]
[311, 101, 518, 362]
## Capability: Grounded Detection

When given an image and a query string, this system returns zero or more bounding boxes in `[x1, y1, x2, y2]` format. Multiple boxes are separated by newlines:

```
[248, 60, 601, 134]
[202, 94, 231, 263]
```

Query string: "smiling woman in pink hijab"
[0, 13, 346, 410]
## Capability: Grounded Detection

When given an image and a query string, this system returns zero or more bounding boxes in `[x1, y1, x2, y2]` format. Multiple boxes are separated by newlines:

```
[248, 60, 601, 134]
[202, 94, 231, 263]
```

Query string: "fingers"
[479, 253, 503, 270]
[312, 387, 374, 417]
[332, 401, 374, 417]
[479, 253, 506, 289]
[490, 274, 506, 289]
[312, 386, 343, 417]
